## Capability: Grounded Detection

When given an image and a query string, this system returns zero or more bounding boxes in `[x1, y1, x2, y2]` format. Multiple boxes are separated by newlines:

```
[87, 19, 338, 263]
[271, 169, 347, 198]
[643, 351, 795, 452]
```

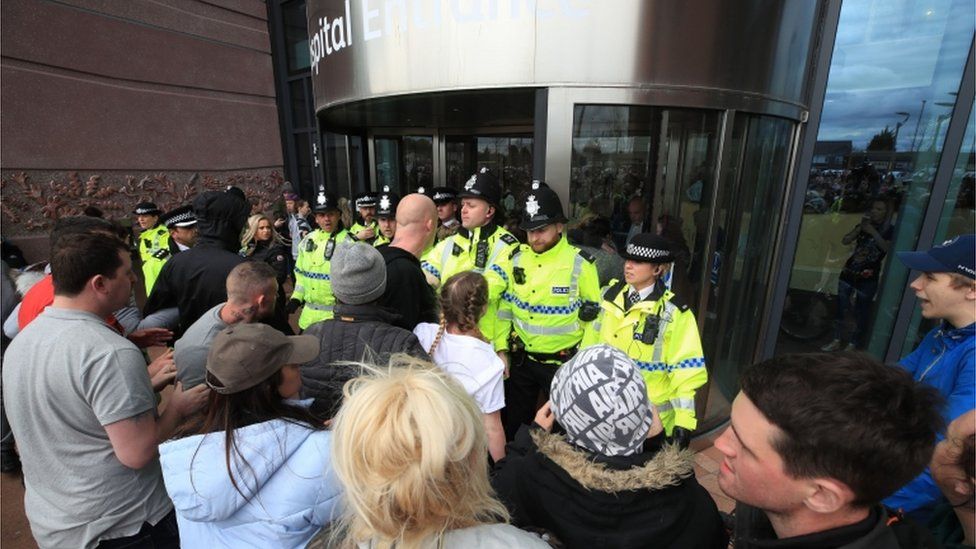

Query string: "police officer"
[350, 191, 378, 243]
[373, 186, 399, 247]
[289, 186, 352, 330]
[421, 168, 519, 358]
[134, 201, 169, 295]
[500, 181, 601, 438]
[160, 205, 198, 252]
[430, 186, 460, 243]
[581, 234, 706, 448]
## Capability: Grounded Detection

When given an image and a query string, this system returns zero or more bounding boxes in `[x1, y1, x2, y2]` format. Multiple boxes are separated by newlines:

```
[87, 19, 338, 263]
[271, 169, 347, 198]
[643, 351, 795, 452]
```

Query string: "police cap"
[621, 234, 676, 264]
[312, 186, 340, 213]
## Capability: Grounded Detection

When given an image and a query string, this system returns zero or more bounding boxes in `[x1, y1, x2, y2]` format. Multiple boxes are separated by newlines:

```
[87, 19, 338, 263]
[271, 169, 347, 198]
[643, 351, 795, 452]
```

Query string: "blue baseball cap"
[897, 234, 975, 280]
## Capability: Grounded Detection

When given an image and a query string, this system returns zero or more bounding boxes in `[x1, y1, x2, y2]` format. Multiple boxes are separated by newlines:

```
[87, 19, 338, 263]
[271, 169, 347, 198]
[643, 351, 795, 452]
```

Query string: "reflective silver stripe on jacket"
[650, 300, 677, 364]
[304, 303, 334, 312]
[514, 318, 579, 335]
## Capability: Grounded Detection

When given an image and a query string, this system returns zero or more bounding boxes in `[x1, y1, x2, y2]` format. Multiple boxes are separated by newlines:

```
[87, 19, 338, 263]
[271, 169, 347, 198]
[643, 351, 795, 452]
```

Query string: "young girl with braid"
[413, 271, 507, 461]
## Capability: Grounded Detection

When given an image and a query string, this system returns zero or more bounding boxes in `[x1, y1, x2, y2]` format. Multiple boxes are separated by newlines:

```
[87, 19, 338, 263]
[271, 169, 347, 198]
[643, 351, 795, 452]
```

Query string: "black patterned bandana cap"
[550, 344, 653, 457]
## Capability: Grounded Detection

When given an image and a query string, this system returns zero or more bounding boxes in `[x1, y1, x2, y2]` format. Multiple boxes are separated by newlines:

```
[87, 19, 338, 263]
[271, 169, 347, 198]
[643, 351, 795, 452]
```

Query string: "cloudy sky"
[818, 0, 973, 151]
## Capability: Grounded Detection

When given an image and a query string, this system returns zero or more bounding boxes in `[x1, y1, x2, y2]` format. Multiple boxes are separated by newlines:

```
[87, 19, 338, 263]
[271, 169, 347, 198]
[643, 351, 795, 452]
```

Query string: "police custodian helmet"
[312, 185, 340, 213]
[520, 180, 567, 231]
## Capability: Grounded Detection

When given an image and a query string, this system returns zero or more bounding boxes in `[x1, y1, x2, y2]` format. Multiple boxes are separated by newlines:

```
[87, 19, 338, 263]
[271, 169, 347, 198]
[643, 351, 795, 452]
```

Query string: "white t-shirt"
[413, 323, 505, 414]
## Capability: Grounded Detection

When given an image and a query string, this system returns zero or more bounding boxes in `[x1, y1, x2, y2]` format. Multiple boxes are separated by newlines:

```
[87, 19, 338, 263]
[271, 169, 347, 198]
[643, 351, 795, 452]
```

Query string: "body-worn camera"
[579, 301, 599, 321]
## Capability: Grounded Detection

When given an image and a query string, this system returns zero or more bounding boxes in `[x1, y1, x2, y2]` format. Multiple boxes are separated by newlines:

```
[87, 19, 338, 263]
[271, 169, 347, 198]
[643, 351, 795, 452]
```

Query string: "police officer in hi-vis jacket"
[582, 233, 707, 448]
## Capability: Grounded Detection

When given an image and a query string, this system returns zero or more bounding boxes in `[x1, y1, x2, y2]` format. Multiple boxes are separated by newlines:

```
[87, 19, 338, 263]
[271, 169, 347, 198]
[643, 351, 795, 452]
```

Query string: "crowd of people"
[0, 170, 972, 549]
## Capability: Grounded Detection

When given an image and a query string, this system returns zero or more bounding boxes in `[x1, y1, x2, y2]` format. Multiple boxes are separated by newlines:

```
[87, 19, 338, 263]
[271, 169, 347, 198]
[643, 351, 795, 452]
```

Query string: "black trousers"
[96, 509, 180, 549]
[503, 352, 559, 440]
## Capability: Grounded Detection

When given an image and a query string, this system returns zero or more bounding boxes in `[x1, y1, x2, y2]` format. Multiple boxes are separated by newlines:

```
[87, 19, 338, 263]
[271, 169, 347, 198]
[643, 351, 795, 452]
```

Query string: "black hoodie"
[144, 191, 250, 332]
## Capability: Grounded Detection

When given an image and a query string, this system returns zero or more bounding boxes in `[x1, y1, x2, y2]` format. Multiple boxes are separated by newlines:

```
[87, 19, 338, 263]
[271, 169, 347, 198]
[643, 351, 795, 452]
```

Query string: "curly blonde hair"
[330, 354, 509, 548]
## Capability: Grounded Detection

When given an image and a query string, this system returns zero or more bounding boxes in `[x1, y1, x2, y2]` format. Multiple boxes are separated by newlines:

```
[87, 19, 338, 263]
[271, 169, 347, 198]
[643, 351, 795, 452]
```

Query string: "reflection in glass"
[701, 115, 795, 429]
[775, 0, 974, 358]
[901, 106, 976, 356]
[373, 136, 433, 196]
[570, 105, 720, 306]
[444, 135, 533, 216]
[283, 1, 311, 74]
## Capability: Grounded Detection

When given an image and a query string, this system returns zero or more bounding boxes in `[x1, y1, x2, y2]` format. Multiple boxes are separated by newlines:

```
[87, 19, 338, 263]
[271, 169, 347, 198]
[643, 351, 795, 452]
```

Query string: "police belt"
[522, 346, 579, 364]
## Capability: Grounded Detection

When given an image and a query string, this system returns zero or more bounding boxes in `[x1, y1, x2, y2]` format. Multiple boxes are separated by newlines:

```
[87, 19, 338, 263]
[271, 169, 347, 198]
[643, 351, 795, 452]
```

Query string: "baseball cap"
[897, 234, 975, 280]
[206, 324, 319, 394]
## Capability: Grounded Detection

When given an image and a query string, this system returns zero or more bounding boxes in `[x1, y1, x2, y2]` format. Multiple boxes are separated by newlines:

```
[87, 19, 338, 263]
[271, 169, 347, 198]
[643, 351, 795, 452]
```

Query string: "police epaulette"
[577, 248, 595, 263]
[509, 247, 521, 260]
[499, 233, 518, 246]
[669, 293, 691, 312]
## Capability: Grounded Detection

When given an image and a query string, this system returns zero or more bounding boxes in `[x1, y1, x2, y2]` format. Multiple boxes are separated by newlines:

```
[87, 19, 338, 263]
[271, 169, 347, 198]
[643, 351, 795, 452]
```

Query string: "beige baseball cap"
[205, 323, 319, 395]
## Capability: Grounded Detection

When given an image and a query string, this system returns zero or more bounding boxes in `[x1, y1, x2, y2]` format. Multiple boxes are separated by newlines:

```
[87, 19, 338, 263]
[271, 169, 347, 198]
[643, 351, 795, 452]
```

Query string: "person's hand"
[497, 350, 509, 379]
[286, 298, 302, 314]
[150, 361, 177, 392]
[147, 348, 174, 377]
[533, 401, 555, 432]
[148, 349, 176, 391]
[274, 217, 286, 228]
[932, 410, 976, 509]
[168, 382, 210, 417]
[128, 328, 174, 349]
[667, 427, 693, 449]
[356, 228, 375, 241]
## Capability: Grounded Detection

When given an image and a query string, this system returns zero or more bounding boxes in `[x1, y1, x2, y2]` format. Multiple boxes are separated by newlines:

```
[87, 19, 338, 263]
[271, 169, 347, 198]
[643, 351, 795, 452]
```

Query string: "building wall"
[1, 0, 285, 259]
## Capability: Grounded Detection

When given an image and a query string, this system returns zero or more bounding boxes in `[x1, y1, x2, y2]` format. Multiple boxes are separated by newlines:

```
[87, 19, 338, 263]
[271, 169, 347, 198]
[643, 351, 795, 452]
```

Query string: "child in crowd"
[328, 357, 548, 548]
[159, 324, 342, 548]
[413, 271, 506, 462]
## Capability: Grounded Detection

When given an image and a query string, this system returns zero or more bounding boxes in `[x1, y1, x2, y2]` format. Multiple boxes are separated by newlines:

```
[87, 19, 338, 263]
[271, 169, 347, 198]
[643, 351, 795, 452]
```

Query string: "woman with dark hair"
[160, 323, 341, 547]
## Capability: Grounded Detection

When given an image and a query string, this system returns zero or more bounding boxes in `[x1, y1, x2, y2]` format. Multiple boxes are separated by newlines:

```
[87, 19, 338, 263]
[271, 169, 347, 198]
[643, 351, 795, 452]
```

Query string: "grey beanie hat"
[550, 344, 653, 457]
[330, 242, 387, 305]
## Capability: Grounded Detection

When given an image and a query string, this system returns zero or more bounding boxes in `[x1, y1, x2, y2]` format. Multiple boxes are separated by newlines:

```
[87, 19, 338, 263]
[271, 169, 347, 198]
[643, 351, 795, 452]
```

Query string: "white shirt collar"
[629, 283, 655, 300]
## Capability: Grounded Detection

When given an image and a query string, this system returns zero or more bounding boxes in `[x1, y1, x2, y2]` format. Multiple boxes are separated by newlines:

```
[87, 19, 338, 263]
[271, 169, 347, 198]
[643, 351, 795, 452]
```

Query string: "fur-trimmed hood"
[530, 429, 696, 493]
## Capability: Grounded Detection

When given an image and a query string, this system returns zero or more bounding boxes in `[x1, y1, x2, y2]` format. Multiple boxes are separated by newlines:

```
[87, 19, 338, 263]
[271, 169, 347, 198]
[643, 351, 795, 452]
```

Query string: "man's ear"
[965, 283, 976, 301]
[486, 205, 496, 220]
[803, 477, 855, 514]
[90, 274, 108, 295]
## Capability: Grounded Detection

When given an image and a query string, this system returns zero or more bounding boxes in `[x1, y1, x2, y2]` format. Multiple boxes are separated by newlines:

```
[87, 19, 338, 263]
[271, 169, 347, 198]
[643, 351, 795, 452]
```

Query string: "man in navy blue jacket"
[884, 234, 975, 522]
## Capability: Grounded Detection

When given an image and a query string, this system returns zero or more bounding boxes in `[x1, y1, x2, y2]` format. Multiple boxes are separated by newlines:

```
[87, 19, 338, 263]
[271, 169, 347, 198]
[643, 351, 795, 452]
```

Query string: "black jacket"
[377, 244, 438, 331]
[144, 239, 243, 332]
[246, 240, 293, 335]
[300, 303, 430, 419]
[732, 503, 939, 549]
[492, 425, 727, 549]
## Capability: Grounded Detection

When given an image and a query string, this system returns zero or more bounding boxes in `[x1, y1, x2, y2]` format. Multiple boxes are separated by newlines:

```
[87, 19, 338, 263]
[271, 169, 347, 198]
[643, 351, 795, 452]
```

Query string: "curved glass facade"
[282, 0, 975, 435]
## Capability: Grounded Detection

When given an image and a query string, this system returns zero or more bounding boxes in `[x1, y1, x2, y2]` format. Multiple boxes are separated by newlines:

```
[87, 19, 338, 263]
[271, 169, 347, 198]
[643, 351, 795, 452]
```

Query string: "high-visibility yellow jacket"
[500, 236, 601, 358]
[581, 280, 706, 435]
[138, 224, 171, 295]
[349, 220, 378, 244]
[421, 223, 519, 351]
[373, 233, 391, 247]
[293, 228, 352, 329]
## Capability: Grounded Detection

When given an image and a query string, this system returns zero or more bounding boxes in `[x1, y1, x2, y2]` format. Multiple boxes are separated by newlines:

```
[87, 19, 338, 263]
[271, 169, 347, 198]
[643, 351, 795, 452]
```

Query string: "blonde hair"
[331, 355, 509, 548]
[240, 213, 285, 251]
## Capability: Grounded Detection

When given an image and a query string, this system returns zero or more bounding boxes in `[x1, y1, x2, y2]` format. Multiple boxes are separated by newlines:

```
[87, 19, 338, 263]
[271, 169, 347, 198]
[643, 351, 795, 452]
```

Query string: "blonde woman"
[240, 213, 293, 333]
[330, 356, 549, 549]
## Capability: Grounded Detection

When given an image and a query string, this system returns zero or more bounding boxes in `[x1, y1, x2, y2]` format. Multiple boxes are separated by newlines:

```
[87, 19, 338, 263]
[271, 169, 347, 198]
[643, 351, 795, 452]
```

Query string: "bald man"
[377, 194, 439, 330]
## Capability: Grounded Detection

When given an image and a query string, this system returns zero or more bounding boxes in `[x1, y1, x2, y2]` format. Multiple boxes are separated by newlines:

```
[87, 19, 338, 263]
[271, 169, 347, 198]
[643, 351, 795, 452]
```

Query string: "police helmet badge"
[316, 190, 327, 207]
[380, 195, 391, 211]
[464, 175, 477, 191]
[525, 195, 540, 217]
